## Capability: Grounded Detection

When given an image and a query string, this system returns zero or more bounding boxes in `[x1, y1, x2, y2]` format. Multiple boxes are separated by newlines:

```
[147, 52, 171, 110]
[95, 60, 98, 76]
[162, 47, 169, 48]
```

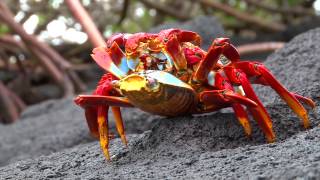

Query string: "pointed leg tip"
[244, 129, 252, 137]
[266, 135, 276, 143]
[103, 149, 111, 161]
[301, 113, 310, 129]
[120, 135, 128, 147]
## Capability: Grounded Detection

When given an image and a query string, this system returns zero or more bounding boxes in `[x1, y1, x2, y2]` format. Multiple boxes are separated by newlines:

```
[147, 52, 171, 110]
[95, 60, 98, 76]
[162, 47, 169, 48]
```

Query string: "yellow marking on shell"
[119, 75, 146, 92]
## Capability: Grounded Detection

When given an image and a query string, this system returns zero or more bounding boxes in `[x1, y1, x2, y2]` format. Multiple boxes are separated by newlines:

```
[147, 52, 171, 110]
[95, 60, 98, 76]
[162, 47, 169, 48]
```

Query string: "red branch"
[0, 1, 86, 95]
[0, 81, 19, 123]
[65, 0, 106, 47]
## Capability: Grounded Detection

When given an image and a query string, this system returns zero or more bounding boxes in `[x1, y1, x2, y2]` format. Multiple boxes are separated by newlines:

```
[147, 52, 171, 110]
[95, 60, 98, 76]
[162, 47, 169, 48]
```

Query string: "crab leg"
[232, 104, 252, 136]
[206, 72, 253, 136]
[224, 66, 276, 142]
[235, 61, 312, 128]
[292, 93, 316, 109]
[111, 107, 128, 146]
[193, 38, 240, 83]
[164, 35, 187, 71]
[193, 42, 222, 82]
[97, 105, 110, 160]
[200, 89, 256, 136]
[74, 95, 133, 160]
[200, 89, 258, 107]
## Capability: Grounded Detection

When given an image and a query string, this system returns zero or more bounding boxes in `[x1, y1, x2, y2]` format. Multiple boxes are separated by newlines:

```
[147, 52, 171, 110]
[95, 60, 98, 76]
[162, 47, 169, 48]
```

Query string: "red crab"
[75, 29, 315, 160]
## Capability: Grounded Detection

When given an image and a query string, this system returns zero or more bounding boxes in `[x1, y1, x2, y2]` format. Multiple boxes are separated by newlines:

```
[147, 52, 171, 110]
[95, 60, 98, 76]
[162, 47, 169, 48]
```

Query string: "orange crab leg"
[199, 89, 256, 136]
[235, 61, 313, 128]
[224, 66, 275, 142]
[292, 93, 316, 109]
[206, 72, 253, 136]
[232, 104, 252, 136]
[177, 30, 202, 46]
[158, 29, 202, 46]
[111, 107, 128, 146]
[74, 95, 133, 161]
[75, 95, 133, 108]
[97, 105, 110, 160]
[214, 38, 240, 62]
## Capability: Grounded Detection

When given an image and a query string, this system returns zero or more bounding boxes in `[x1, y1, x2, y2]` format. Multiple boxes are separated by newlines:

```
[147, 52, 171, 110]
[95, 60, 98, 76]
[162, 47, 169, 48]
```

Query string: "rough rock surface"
[254, 28, 320, 105]
[1, 28, 320, 179]
[0, 98, 157, 167]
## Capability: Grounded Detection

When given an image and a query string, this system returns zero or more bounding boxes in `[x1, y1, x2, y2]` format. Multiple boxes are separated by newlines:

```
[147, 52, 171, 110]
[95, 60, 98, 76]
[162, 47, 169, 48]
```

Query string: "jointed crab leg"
[224, 67, 276, 142]
[193, 43, 222, 82]
[74, 73, 134, 160]
[193, 38, 240, 83]
[97, 105, 110, 160]
[206, 72, 253, 136]
[111, 107, 128, 146]
[235, 61, 313, 128]
[75, 95, 133, 160]
[200, 89, 257, 136]
[292, 93, 316, 109]
[164, 35, 187, 71]
[232, 104, 252, 136]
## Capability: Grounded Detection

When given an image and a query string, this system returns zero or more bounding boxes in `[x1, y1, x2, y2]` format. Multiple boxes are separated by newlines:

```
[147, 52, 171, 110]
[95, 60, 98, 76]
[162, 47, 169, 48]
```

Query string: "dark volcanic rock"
[254, 28, 320, 105]
[0, 98, 319, 179]
[1, 26, 320, 179]
[0, 98, 157, 167]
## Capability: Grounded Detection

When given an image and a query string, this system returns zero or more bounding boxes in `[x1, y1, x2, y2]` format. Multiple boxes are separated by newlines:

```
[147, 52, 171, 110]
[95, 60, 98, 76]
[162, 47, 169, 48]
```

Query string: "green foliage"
[0, 24, 9, 35]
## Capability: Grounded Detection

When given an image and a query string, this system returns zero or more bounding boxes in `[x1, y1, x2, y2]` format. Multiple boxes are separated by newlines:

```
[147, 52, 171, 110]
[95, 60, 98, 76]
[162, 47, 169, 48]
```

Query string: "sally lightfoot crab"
[74, 29, 315, 160]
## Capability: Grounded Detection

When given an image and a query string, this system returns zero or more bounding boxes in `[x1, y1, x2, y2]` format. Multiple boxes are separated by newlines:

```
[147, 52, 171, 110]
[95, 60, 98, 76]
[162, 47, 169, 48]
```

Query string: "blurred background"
[0, 0, 319, 123]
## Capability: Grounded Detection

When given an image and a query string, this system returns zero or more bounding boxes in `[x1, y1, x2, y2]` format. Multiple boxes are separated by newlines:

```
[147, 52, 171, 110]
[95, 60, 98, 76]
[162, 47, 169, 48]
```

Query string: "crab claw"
[158, 29, 202, 46]
[164, 35, 187, 71]
[213, 38, 240, 61]
[106, 33, 132, 48]
[91, 47, 126, 79]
